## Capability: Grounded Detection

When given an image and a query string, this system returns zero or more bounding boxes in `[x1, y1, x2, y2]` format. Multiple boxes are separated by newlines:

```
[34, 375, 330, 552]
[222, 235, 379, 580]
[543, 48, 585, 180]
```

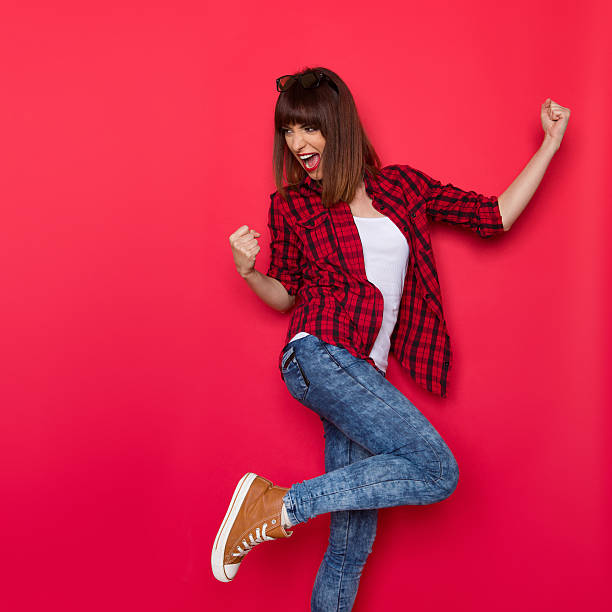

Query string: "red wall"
[1, 1, 610, 610]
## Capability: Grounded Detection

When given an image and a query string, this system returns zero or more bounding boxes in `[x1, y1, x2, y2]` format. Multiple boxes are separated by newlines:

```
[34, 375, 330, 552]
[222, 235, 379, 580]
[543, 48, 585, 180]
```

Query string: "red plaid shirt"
[266, 164, 505, 397]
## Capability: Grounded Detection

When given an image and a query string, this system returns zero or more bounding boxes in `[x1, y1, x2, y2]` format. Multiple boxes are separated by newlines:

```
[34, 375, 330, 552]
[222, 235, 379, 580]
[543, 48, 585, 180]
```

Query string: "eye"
[305, 126, 318, 133]
[281, 128, 292, 135]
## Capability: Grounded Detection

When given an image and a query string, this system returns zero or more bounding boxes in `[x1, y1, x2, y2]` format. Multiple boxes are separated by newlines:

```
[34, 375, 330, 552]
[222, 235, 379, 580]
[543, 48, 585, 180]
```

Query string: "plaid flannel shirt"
[266, 164, 505, 397]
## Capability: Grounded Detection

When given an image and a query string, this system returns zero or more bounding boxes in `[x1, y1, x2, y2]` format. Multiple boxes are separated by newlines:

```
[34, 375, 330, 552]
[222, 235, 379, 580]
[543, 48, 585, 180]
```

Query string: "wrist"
[541, 135, 560, 155]
[240, 267, 258, 280]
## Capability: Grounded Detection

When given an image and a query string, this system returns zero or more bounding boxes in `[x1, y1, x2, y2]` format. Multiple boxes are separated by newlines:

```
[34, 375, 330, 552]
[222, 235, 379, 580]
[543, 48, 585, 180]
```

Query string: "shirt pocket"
[295, 211, 338, 261]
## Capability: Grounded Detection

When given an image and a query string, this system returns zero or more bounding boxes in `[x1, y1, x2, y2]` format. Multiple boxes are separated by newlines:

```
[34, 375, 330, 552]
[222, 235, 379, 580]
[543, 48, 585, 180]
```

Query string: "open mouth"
[299, 153, 321, 171]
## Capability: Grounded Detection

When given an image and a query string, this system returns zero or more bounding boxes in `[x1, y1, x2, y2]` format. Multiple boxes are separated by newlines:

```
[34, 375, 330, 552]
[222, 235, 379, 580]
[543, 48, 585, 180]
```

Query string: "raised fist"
[229, 225, 262, 278]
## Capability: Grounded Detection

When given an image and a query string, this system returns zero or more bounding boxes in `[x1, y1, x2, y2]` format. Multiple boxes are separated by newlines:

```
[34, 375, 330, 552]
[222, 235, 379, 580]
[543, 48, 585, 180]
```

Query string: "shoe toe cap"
[224, 562, 240, 581]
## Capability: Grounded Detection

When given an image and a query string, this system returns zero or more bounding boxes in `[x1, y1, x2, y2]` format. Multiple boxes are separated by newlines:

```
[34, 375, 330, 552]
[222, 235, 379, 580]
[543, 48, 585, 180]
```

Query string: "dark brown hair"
[273, 66, 382, 208]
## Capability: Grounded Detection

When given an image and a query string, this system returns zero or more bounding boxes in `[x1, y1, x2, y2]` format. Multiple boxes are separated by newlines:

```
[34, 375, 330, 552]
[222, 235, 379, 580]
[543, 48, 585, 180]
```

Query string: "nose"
[290, 132, 306, 153]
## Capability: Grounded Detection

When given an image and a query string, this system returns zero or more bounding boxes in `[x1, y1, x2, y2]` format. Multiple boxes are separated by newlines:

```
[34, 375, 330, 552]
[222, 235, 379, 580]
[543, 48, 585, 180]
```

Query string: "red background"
[1, 1, 610, 611]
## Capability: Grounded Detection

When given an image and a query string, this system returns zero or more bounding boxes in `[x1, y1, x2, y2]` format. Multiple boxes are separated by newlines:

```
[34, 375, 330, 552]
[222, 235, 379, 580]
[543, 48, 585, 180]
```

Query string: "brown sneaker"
[211, 472, 293, 582]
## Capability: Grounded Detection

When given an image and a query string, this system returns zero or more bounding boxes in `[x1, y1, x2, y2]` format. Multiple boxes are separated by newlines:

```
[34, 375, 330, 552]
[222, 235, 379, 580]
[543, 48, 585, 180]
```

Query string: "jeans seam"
[307, 476, 433, 506]
[336, 511, 350, 611]
[335, 439, 352, 612]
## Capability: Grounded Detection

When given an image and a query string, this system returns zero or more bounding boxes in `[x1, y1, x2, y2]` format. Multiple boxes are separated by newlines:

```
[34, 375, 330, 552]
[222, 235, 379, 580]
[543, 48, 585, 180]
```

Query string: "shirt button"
[410, 211, 417, 217]
[403, 225, 409, 231]
[425, 293, 432, 299]
[443, 361, 450, 367]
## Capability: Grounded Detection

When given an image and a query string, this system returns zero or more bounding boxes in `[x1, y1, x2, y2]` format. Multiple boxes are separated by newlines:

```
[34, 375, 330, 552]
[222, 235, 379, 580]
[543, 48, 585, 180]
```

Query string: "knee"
[393, 440, 459, 500]
[433, 451, 459, 500]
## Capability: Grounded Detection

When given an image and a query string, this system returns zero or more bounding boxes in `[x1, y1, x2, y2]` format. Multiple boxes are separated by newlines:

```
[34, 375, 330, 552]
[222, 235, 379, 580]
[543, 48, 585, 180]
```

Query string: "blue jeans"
[279, 334, 459, 612]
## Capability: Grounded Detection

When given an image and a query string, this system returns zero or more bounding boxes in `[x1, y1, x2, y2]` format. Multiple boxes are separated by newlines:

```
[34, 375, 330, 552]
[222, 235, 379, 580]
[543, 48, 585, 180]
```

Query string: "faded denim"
[279, 334, 459, 612]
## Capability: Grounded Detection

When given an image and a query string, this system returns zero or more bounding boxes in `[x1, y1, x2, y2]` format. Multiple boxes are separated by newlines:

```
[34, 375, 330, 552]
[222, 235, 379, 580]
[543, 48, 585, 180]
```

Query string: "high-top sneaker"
[211, 472, 293, 582]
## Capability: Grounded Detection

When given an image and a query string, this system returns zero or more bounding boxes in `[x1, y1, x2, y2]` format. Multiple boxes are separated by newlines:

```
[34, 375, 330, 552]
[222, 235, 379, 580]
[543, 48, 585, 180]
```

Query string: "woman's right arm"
[242, 268, 295, 313]
[229, 224, 296, 313]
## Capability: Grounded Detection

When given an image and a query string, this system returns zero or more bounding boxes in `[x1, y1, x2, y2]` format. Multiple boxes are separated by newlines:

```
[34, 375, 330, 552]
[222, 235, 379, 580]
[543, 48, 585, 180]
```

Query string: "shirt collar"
[299, 173, 322, 195]
[363, 169, 383, 197]
[299, 168, 382, 198]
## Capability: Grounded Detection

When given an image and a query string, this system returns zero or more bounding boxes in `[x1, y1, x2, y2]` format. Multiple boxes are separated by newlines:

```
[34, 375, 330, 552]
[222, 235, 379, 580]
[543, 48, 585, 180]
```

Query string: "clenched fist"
[229, 225, 262, 278]
[541, 98, 571, 150]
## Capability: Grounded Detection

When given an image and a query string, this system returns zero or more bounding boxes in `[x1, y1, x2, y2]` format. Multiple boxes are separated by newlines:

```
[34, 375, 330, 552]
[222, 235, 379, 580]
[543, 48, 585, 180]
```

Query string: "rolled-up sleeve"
[418, 169, 505, 238]
[265, 193, 303, 296]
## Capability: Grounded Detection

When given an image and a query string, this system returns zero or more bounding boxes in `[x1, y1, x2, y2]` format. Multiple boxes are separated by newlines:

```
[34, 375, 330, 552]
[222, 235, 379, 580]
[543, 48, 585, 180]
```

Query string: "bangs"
[274, 83, 335, 133]
[276, 104, 321, 130]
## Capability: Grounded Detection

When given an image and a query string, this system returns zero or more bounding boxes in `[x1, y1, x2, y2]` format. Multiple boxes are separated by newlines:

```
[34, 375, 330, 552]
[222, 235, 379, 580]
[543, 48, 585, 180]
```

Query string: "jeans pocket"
[320, 340, 363, 368]
[281, 345, 310, 403]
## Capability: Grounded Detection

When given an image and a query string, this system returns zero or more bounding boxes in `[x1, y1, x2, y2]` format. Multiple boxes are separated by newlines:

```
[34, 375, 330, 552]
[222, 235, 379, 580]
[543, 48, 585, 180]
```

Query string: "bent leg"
[281, 335, 459, 527]
[311, 417, 377, 612]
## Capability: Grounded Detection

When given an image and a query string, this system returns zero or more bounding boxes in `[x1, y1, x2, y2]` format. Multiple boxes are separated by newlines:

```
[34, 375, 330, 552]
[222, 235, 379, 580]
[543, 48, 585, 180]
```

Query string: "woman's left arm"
[498, 98, 571, 231]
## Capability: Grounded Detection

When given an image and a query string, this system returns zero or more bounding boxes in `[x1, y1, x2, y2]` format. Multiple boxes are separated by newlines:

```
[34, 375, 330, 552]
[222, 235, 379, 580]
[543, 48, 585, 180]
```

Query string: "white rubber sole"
[211, 472, 258, 582]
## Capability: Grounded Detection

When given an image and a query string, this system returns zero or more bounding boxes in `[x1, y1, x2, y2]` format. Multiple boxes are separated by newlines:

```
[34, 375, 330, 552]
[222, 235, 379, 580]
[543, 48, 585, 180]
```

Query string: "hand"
[229, 225, 262, 278]
[541, 98, 571, 150]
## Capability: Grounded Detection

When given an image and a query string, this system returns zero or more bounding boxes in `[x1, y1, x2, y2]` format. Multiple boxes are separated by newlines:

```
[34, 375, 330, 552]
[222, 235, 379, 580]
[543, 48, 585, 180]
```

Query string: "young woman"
[213, 67, 570, 610]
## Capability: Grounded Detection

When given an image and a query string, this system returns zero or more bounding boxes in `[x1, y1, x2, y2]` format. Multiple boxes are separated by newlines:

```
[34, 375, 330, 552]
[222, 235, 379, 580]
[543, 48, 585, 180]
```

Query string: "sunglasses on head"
[276, 70, 339, 94]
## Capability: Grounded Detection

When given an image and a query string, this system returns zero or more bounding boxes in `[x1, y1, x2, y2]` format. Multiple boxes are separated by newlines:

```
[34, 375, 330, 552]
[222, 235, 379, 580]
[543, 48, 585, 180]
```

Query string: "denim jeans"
[279, 334, 459, 612]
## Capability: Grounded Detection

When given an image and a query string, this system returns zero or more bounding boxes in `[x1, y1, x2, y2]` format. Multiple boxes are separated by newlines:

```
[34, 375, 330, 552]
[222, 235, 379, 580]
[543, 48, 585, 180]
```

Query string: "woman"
[213, 66, 570, 610]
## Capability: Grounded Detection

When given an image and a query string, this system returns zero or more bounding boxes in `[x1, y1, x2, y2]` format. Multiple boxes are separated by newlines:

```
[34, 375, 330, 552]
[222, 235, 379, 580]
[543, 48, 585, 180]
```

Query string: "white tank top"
[289, 215, 410, 373]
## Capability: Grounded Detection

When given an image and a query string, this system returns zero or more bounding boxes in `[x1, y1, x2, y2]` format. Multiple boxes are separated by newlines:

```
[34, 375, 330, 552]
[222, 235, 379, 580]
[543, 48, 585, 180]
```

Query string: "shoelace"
[232, 523, 274, 557]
